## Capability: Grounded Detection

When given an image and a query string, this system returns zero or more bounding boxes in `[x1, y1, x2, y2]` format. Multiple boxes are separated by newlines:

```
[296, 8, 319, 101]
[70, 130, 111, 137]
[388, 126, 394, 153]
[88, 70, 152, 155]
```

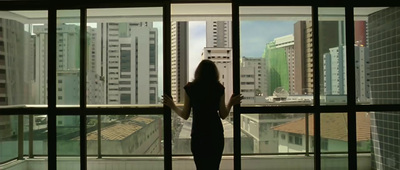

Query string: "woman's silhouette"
[163, 59, 242, 170]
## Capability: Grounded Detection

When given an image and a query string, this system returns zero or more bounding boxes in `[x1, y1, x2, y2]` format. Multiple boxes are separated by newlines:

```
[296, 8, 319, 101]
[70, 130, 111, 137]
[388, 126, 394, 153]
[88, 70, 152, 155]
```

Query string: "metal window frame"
[0, 1, 400, 170]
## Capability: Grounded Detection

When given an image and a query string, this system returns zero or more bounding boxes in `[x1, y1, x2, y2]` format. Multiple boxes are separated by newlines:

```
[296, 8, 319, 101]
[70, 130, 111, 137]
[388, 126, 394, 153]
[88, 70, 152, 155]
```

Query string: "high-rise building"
[203, 21, 233, 102]
[240, 57, 266, 104]
[0, 18, 36, 140]
[202, 47, 233, 102]
[98, 22, 158, 104]
[323, 45, 347, 95]
[171, 21, 188, 103]
[276, 35, 295, 95]
[294, 21, 313, 95]
[263, 35, 291, 96]
[206, 21, 232, 48]
[368, 7, 400, 170]
[34, 24, 80, 105]
[323, 44, 370, 103]
[34, 24, 103, 105]
[0, 18, 35, 105]
[87, 27, 105, 104]
[354, 45, 370, 104]
[0, 19, 7, 106]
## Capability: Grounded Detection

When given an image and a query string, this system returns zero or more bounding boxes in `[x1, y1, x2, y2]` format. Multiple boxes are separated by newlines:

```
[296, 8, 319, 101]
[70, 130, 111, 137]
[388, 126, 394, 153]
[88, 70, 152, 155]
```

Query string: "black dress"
[184, 82, 225, 170]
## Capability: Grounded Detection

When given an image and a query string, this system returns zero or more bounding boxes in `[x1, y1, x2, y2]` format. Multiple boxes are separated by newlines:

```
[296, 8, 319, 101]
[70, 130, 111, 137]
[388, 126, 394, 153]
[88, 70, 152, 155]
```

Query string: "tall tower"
[206, 21, 232, 48]
[1, 18, 34, 105]
[99, 22, 158, 105]
[34, 24, 105, 105]
[171, 21, 188, 103]
[87, 27, 104, 104]
[34, 24, 81, 105]
[275, 35, 295, 95]
[323, 46, 347, 95]
[204, 21, 232, 102]
[263, 34, 294, 96]
[294, 21, 313, 95]
[354, 45, 370, 103]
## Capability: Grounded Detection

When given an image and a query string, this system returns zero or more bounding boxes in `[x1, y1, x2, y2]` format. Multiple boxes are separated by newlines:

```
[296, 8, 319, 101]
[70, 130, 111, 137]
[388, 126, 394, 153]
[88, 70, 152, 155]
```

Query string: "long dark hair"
[193, 59, 219, 84]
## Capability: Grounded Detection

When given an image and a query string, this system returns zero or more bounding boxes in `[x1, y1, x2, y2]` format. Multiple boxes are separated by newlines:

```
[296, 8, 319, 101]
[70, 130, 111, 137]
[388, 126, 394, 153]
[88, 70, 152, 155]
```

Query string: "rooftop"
[84, 116, 155, 141]
[273, 112, 370, 142]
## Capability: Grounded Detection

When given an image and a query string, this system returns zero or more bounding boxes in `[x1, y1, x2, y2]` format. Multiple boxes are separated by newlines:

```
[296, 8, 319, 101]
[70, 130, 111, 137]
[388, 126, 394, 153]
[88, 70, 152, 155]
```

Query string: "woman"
[163, 59, 242, 170]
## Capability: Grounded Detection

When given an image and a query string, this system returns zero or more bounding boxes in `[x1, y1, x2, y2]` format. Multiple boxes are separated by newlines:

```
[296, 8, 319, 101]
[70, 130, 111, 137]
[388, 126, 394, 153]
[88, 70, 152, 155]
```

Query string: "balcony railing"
[0, 154, 372, 170]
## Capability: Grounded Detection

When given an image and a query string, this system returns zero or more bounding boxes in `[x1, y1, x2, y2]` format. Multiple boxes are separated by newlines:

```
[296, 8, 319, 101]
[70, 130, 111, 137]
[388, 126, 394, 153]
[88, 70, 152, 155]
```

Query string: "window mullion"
[163, 2, 172, 170]
[48, 7, 57, 170]
[80, 7, 88, 170]
[312, 5, 321, 170]
[232, 2, 241, 170]
[345, 6, 357, 170]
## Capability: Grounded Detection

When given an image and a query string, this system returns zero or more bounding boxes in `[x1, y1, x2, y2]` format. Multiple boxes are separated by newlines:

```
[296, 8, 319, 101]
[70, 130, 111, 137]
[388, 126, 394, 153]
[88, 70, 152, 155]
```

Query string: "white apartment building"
[203, 21, 233, 102]
[98, 22, 158, 104]
[34, 24, 104, 105]
[206, 21, 232, 48]
[87, 27, 104, 104]
[202, 47, 233, 103]
[323, 45, 347, 96]
[355, 45, 370, 104]
[1, 18, 35, 105]
[240, 57, 266, 104]
[171, 21, 188, 103]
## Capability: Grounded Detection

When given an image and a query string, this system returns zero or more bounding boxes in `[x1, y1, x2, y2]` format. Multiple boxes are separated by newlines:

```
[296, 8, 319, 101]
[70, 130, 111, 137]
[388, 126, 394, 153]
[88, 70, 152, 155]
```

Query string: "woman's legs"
[191, 135, 224, 170]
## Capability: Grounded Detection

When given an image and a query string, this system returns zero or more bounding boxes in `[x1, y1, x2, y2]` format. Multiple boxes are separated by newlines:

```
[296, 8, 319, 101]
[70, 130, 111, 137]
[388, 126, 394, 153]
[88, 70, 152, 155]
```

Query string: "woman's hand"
[162, 94, 175, 108]
[229, 94, 243, 106]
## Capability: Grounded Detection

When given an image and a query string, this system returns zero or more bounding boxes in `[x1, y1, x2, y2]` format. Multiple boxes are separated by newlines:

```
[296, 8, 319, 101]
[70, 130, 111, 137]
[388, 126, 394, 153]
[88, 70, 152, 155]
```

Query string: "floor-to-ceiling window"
[0, 1, 399, 170]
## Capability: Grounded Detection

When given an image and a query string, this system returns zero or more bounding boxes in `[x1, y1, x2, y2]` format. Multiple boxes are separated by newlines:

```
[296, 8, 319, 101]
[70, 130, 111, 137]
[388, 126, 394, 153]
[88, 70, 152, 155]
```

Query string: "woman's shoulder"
[184, 82, 193, 88]
[217, 82, 224, 89]
[184, 82, 195, 92]
[217, 82, 225, 92]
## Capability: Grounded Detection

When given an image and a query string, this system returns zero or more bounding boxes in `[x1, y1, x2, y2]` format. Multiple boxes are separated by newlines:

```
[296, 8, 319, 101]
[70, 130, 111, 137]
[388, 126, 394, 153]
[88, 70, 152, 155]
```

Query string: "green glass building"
[263, 41, 289, 96]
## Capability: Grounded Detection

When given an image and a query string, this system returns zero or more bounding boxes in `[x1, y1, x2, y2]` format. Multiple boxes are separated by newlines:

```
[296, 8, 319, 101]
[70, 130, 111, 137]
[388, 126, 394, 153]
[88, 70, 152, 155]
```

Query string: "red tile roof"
[272, 112, 370, 142]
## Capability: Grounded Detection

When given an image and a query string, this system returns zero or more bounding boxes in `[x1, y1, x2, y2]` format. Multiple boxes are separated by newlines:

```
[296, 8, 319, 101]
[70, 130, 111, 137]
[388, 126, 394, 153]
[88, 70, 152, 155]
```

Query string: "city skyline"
[1, 7, 398, 169]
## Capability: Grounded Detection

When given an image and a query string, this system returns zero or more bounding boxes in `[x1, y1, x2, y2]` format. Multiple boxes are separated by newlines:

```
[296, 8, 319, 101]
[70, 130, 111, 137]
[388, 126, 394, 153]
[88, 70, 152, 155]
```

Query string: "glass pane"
[318, 8, 347, 105]
[356, 112, 371, 153]
[0, 10, 48, 107]
[239, 6, 313, 106]
[86, 115, 98, 156]
[55, 10, 81, 107]
[57, 115, 80, 170]
[370, 111, 400, 170]
[86, 7, 163, 106]
[33, 115, 48, 155]
[170, 2, 233, 159]
[0, 115, 18, 163]
[357, 112, 371, 170]
[171, 3, 233, 169]
[96, 115, 163, 155]
[241, 113, 308, 154]
[321, 113, 348, 170]
[354, 7, 400, 105]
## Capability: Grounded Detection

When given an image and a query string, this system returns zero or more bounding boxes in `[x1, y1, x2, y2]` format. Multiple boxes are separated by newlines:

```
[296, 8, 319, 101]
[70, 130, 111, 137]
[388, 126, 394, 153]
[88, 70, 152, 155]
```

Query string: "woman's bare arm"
[163, 92, 191, 120]
[219, 93, 242, 119]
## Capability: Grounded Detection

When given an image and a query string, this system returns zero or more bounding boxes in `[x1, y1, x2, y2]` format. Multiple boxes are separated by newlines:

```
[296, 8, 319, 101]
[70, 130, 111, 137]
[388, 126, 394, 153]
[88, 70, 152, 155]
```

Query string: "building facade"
[98, 22, 158, 105]
[294, 21, 313, 95]
[368, 7, 400, 170]
[240, 57, 266, 104]
[263, 39, 289, 96]
[203, 21, 233, 102]
[171, 21, 188, 104]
